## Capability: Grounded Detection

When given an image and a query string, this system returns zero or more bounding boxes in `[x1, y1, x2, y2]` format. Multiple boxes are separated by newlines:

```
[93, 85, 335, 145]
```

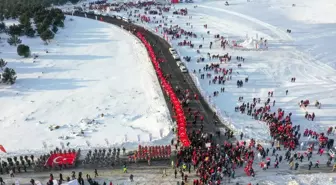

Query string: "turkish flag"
[0, 145, 6, 153]
[45, 153, 77, 167]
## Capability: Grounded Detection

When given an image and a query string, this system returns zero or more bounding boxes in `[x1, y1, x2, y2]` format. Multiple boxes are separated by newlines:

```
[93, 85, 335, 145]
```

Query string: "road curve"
[67, 12, 232, 145]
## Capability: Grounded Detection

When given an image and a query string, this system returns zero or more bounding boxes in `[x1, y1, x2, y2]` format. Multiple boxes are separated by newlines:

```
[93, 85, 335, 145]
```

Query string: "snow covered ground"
[0, 16, 172, 155]
[236, 172, 336, 185]
[78, 0, 336, 184]
[117, 0, 336, 142]
[2, 0, 336, 183]
[166, 2, 336, 141]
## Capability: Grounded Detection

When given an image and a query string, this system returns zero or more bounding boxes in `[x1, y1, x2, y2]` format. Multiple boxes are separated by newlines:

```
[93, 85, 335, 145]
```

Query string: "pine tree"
[7, 35, 22, 46]
[37, 23, 49, 35]
[17, 44, 30, 57]
[1, 67, 17, 85]
[0, 22, 5, 33]
[19, 13, 30, 27]
[10, 11, 18, 19]
[24, 27, 35, 37]
[53, 16, 64, 28]
[0, 59, 7, 70]
[8, 24, 23, 36]
[4, 11, 10, 20]
[40, 29, 54, 43]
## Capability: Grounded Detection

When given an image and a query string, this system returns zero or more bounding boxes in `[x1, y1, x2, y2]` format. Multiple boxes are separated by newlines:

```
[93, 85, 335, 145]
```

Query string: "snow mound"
[287, 181, 300, 185]
[239, 37, 257, 49]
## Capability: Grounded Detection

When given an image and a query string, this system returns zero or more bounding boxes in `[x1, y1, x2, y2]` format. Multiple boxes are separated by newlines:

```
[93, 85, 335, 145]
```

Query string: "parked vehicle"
[179, 65, 188, 73]
[172, 54, 180, 60]
[176, 59, 183, 67]
[122, 17, 130, 22]
[169, 48, 177, 55]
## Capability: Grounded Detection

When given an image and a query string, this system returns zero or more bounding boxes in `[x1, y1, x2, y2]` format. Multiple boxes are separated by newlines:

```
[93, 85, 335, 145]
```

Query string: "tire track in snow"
[197, 5, 293, 41]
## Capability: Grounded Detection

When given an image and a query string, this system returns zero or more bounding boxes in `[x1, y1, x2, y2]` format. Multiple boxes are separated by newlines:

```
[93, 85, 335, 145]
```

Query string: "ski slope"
[0, 16, 172, 155]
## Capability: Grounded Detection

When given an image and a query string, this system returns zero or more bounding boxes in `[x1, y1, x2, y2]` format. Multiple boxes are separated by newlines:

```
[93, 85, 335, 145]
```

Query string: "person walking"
[308, 161, 313, 170]
[94, 169, 98, 177]
[9, 169, 14, 178]
[162, 169, 167, 177]
[0, 177, 5, 185]
[123, 165, 127, 173]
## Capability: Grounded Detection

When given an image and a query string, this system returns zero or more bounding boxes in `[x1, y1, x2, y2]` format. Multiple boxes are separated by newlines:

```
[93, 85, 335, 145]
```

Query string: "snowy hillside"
[0, 16, 172, 154]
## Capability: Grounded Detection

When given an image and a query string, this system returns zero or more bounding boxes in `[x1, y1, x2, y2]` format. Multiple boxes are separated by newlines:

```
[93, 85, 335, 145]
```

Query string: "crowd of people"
[2, 1, 336, 185]
[126, 2, 336, 185]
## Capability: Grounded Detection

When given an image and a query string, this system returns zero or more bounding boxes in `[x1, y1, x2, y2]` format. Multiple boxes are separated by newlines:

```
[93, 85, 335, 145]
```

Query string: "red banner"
[45, 153, 77, 167]
[0, 145, 6, 153]
[136, 32, 190, 147]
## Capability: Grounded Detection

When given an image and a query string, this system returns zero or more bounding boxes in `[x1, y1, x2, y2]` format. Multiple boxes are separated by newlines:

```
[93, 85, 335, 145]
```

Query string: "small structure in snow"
[58, 135, 70, 140]
[49, 125, 60, 131]
[80, 118, 100, 125]
[81, 118, 94, 124]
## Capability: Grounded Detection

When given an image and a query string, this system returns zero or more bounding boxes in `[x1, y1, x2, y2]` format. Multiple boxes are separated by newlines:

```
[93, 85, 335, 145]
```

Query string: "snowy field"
[1, 0, 336, 183]
[83, 0, 336, 143]
[168, 0, 336, 141]
[76, 0, 336, 184]
[0, 16, 172, 155]
[118, 0, 336, 142]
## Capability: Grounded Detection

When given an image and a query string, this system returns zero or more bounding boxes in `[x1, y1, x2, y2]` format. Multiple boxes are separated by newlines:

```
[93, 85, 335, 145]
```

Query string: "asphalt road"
[67, 12, 232, 145]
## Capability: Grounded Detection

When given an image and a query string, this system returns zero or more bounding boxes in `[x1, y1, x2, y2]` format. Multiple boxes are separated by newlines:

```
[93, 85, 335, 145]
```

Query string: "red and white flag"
[45, 153, 77, 167]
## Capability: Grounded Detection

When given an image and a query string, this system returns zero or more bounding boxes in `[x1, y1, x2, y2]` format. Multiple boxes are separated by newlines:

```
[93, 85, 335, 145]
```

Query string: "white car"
[176, 60, 183, 67]
[179, 65, 188, 73]
[169, 48, 177, 54]
[172, 54, 180, 60]
[122, 18, 130, 22]
[171, 50, 178, 55]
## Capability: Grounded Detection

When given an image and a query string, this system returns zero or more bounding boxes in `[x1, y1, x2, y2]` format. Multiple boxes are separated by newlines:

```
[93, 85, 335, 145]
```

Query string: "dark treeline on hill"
[0, 0, 79, 85]
[0, 0, 68, 42]
[0, 0, 81, 9]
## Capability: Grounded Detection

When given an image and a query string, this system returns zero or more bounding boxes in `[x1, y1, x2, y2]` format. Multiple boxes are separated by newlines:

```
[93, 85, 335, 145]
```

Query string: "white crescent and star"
[53, 156, 67, 164]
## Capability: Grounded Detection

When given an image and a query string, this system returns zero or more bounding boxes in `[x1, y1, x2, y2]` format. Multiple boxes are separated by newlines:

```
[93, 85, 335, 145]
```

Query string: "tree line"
[0, 0, 77, 85]
[0, 5, 66, 45]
